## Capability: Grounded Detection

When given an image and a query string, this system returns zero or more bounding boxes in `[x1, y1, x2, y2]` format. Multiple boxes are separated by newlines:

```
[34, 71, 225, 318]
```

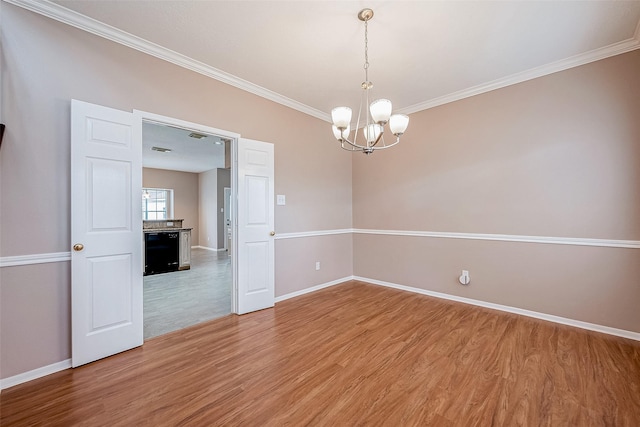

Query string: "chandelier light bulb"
[331, 107, 352, 129]
[389, 114, 410, 136]
[332, 124, 350, 141]
[364, 124, 383, 143]
[370, 99, 392, 124]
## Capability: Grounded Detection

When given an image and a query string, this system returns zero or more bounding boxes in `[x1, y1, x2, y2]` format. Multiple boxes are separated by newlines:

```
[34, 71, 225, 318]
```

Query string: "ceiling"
[45, 0, 640, 121]
[142, 122, 226, 173]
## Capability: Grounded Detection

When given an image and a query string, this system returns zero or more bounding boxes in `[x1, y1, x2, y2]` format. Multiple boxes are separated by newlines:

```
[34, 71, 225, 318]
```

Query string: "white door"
[237, 138, 275, 314]
[71, 100, 143, 367]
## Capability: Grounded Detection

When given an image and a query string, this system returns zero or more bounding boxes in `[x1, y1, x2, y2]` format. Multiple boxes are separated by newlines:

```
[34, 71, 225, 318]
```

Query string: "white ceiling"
[142, 122, 226, 173]
[48, 0, 640, 120]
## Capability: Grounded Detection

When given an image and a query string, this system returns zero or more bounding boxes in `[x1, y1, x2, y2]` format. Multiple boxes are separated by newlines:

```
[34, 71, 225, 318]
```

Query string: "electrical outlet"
[459, 270, 470, 285]
[315, 261, 320, 271]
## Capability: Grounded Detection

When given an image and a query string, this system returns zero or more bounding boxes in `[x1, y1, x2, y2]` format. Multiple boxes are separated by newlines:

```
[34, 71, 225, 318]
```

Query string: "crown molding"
[396, 35, 640, 116]
[3, 0, 331, 122]
[6, 0, 640, 120]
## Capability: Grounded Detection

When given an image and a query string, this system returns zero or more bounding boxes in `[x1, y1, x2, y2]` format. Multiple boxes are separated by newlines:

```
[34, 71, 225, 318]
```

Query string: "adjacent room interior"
[141, 122, 233, 339]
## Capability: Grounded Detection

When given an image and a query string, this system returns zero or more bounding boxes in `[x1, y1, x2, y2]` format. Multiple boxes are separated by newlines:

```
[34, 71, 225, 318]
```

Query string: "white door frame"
[133, 110, 240, 314]
[223, 187, 231, 252]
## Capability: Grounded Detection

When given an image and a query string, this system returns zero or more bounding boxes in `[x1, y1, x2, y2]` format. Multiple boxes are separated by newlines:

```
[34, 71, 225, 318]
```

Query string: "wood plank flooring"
[2, 280, 639, 426]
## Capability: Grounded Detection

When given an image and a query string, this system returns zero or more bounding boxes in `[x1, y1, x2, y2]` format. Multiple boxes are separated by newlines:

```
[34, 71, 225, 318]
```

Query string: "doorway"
[139, 115, 237, 339]
[71, 100, 275, 367]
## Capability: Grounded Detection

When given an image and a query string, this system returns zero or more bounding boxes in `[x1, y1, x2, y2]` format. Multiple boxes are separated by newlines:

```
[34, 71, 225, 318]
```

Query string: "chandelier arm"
[340, 141, 361, 152]
[340, 137, 365, 150]
[371, 136, 401, 150]
[353, 88, 365, 148]
[340, 134, 400, 152]
[370, 131, 384, 148]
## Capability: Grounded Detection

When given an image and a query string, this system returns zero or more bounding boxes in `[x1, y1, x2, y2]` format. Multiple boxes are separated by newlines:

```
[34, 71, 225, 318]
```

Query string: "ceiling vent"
[188, 132, 208, 139]
[151, 146, 172, 153]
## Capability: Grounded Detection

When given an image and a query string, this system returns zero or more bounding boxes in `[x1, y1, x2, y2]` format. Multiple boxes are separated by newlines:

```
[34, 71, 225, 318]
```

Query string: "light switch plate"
[277, 195, 286, 205]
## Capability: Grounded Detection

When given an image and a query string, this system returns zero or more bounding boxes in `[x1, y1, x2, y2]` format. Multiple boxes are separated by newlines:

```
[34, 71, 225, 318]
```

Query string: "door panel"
[88, 254, 132, 331]
[87, 158, 131, 231]
[71, 100, 143, 367]
[237, 138, 274, 314]
[247, 242, 269, 293]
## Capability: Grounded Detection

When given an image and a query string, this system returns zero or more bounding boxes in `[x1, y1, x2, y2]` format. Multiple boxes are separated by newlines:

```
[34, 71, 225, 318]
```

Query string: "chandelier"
[331, 8, 409, 155]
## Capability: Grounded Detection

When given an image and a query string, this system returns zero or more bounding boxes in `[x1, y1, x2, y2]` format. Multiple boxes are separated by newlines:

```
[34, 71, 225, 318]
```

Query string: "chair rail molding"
[1, 229, 636, 268]
[0, 252, 72, 268]
[352, 229, 640, 249]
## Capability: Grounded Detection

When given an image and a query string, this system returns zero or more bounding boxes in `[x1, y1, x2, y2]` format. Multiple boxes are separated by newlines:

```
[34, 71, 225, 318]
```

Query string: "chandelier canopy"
[331, 8, 409, 155]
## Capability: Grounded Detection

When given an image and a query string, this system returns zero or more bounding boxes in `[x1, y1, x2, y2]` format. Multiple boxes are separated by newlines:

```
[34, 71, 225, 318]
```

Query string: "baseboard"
[0, 359, 72, 391]
[353, 276, 640, 341]
[193, 246, 226, 252]
[275, 276, 353, 303]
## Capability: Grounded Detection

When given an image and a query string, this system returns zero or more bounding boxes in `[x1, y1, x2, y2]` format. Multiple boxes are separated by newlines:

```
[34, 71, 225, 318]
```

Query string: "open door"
[237, 138, 275, 314]
[71, 100, 143, 367]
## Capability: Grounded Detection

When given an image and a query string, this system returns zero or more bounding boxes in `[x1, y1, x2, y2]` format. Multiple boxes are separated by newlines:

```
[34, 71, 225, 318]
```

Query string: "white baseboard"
[275, 276, 352, 303]
[1, 359, 71, 391]
[353, 276, 640, 342]
[193, 246, 226, 252]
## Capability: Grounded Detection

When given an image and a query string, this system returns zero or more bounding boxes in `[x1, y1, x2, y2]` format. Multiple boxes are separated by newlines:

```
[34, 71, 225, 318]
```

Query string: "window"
[142, 188, 173, 220]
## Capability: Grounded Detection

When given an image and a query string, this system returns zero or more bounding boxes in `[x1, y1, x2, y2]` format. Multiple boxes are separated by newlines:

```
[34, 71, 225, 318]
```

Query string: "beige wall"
[353, 50, 640, 332]
[0, 262, 71, 378]
[275, 234, 353, 298]
[198, 169, 218, 249]
[216, 169, 231, 249]
[143, 168, 200, 246]
[0, 5, 352, 379]
[353, 51, 640, 239]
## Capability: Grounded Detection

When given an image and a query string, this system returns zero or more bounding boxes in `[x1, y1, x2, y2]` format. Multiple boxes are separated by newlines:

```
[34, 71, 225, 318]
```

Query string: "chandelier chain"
[364, 20, 369, 69]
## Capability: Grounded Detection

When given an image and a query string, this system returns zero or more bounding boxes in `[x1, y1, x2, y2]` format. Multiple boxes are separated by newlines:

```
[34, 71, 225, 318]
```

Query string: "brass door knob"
[73, 243, 84, 252]
[270, 231, 275, 236]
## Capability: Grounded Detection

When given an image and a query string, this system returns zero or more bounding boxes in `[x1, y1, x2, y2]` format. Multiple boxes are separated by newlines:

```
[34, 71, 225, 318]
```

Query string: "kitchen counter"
[144, 226, 192, 275]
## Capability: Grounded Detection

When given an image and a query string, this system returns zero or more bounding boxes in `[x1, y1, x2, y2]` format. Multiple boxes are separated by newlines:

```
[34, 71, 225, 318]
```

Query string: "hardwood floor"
[144, 248, 231, 339]
[2, 281, 639, 426]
